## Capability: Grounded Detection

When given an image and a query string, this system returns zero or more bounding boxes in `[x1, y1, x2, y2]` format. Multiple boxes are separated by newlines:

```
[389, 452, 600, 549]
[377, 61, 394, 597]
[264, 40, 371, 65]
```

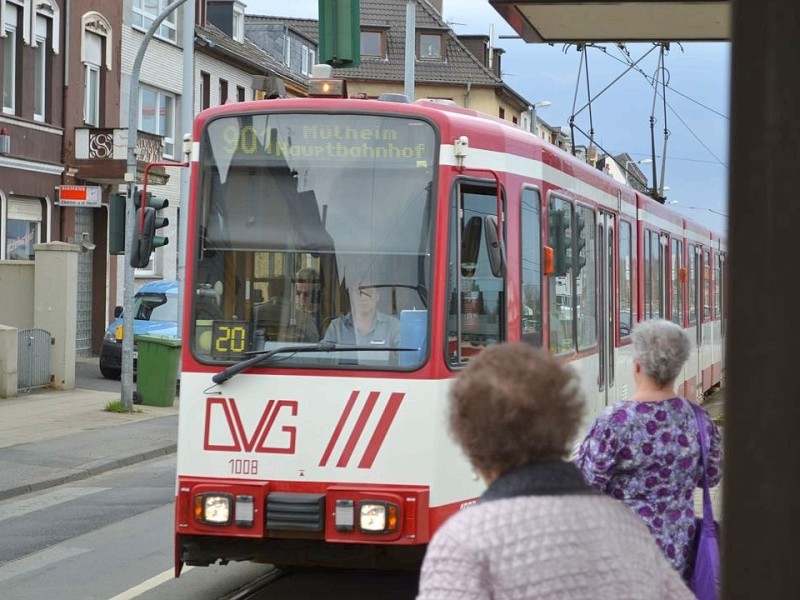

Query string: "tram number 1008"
[228, 459, 259, 475]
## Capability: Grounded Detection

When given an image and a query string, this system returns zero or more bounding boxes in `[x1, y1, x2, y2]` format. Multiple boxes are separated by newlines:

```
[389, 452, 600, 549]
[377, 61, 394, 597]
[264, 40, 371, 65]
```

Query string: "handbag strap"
[690, 402, 715, 525]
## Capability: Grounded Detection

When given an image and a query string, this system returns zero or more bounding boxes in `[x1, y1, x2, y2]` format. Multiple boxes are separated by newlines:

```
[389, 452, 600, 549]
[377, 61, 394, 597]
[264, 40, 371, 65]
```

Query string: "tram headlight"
[194, 493, 233, 525]
[358, 501, 399, 534]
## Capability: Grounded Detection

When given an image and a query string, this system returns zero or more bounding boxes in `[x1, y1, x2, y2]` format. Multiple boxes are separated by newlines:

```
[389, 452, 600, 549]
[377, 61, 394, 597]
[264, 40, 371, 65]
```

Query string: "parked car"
[99, 280, 179, 379]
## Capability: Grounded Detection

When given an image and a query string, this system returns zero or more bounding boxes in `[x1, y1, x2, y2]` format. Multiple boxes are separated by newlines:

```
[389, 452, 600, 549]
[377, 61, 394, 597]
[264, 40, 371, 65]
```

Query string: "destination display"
[209, 114, 434, 168]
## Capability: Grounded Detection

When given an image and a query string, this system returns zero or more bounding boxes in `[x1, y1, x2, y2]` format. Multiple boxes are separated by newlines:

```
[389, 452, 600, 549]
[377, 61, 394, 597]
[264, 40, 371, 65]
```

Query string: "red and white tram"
[174, 79, 726, 574]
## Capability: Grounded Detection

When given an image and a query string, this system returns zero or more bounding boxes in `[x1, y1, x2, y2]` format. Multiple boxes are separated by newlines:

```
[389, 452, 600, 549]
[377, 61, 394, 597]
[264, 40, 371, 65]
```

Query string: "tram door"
[597, 211, 615, 406]
[693, 245, 704, 400]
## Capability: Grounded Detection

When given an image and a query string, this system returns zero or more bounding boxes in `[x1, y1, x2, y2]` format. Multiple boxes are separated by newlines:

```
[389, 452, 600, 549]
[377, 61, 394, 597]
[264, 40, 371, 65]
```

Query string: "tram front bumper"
[177, 479, 429, 544]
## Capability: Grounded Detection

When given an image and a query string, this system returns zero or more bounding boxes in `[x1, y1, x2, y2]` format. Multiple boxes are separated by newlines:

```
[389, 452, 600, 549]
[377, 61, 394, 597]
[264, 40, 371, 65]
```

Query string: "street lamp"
[625, 158, 652, 185]
[531, 100, 551, 136]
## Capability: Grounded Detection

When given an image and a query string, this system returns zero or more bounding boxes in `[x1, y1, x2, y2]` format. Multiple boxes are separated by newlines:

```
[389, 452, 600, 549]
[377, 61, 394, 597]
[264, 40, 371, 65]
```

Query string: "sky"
[244, 0, 731, 234]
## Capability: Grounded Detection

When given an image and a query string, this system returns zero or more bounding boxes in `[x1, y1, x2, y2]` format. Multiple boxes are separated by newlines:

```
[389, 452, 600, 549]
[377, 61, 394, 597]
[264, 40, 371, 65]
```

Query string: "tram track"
[218, 567, 288, 600]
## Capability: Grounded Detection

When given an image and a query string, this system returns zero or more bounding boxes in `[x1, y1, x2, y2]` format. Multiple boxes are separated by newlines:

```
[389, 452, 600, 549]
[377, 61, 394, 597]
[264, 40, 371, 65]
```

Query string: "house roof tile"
[196, 23, 308, 88]
[246, 0, 531, 104]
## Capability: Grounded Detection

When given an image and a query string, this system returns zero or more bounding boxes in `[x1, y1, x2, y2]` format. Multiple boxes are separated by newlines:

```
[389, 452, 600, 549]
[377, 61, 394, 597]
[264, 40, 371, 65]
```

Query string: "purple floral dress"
[576, 397, 722, 579]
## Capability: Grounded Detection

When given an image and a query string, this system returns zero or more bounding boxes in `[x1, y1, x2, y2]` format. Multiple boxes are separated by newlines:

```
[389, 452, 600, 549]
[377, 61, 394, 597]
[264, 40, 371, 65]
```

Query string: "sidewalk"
[0, 383, 178, 501]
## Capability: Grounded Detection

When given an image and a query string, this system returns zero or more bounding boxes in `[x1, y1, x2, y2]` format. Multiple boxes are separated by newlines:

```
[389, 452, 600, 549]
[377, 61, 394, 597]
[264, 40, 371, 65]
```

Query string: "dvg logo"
[203, 397, 297, 454]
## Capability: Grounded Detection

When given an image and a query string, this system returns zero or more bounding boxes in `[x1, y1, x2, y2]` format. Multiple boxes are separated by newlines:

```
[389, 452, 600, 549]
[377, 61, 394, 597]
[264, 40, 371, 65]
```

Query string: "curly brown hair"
[449, 343, 585, 475]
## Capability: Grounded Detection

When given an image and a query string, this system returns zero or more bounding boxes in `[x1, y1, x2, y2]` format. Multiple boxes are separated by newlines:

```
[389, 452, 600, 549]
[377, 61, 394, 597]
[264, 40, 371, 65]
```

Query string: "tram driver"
[323, 273, 400, 363]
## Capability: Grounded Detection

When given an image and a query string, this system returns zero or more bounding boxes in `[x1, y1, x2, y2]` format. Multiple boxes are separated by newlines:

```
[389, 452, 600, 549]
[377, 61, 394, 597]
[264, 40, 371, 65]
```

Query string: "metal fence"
[18, 328, 52, 392]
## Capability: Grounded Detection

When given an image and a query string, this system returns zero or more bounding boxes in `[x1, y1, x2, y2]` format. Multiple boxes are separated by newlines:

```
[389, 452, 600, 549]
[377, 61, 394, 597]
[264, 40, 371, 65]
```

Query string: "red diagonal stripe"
[358, 392, 405, 469]
[336, 391, 380, 468]
[232, 399, 273, 452]
[319, 390, 359, 466]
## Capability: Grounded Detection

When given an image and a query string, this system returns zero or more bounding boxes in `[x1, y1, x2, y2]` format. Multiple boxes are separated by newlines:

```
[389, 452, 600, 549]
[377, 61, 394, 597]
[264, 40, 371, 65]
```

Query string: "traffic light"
[108, 192, 126, 255]
[575, 212, 587, 272]
[548, 210, 570, 276]
[130, 190, 169, 269]
[318, 0, 360, 68]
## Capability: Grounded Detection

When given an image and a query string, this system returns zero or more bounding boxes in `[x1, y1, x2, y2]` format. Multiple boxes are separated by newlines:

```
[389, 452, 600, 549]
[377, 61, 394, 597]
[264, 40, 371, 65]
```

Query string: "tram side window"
[644, 229, 663, 319]
[716, 253, 724, 319]
[576, 205, 597, 350]
[547, 197, 573, 354]
[688, 244, 697, 325]
[446, 184, 505, 366]
[521, 188, 542, 346]
[704, 249, 712, 321]
[670, 238, 683, 325]
[618, 220, 633, 338]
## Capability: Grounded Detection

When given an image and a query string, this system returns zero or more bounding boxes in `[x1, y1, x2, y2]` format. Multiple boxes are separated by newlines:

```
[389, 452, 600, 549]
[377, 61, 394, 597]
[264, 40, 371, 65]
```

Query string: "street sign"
[58, 185, 102, 207]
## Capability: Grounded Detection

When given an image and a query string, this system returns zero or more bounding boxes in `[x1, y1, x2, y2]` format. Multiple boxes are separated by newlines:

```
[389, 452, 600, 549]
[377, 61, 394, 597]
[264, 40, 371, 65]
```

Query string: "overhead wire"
[564, 40, 729, 194]
[566, 40, 729, 193]
[613, 44, 728, 169]
[568, 45, 585, 157]
[584, 46, 595, 159]
[565, 42, 659, 172]
[658, 45, 671, 198]
[612, 43, 729, 120]
[566, 42, 659, 167]
[647, 46, 663, 197]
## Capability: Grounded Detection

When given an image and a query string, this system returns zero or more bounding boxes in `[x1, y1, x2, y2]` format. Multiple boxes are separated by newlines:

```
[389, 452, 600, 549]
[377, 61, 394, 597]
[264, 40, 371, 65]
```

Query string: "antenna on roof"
[488, 24, 494, 70]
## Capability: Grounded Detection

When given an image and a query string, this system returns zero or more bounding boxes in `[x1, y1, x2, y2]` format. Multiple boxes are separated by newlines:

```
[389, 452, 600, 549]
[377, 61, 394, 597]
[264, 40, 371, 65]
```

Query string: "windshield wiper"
[359, 284, 428, 308]
[211, 341, 419, 384]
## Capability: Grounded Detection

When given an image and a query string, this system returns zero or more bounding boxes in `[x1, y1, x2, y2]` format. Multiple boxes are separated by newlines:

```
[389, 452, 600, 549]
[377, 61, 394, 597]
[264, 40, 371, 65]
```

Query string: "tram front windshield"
[193, 112, 436, 370]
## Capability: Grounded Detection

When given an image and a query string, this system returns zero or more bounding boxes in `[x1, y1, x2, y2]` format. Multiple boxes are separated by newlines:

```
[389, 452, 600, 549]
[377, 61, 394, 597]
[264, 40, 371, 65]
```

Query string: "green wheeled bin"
[135, 334, 181, 407]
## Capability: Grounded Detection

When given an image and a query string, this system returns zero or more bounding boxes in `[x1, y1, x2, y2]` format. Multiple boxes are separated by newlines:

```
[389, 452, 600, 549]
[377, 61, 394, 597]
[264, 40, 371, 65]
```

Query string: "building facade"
[246, 0, 533, 126]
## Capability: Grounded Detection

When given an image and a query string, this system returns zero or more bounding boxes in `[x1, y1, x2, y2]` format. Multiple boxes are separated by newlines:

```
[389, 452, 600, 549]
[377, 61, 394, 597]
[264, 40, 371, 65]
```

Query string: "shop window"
[3, 197, 43, 260]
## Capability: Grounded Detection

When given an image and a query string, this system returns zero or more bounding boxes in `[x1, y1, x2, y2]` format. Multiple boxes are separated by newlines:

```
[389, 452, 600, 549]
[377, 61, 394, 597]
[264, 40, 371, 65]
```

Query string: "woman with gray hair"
[417, 342, 693, 599]
[576, 319, 722, 582]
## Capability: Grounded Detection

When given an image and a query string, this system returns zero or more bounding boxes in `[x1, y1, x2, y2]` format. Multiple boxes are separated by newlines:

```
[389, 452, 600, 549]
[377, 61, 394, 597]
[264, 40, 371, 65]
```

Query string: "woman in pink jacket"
[417, 343, 692, 600]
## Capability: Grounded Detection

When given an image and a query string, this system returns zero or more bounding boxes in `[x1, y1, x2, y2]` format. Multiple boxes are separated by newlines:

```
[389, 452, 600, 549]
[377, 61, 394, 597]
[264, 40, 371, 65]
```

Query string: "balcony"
[73, 129, 170, 185]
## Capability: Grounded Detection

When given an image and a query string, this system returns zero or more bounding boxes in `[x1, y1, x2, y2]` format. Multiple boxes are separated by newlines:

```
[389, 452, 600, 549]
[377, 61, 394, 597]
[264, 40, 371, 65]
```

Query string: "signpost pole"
[121, 0, 190, 410]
